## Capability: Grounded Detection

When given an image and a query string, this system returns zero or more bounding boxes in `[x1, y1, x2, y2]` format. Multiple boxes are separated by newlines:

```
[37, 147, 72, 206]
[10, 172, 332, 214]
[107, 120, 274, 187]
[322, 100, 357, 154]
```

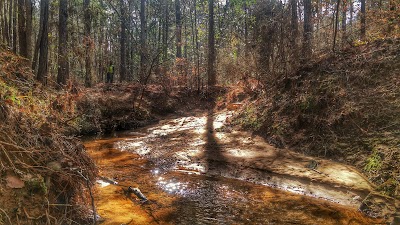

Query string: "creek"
[84, 109, 381, 225]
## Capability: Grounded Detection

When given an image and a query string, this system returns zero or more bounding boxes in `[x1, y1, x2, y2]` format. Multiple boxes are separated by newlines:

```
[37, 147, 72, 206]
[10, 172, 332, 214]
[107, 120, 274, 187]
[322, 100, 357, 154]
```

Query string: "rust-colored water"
[84, 112, 383, 225]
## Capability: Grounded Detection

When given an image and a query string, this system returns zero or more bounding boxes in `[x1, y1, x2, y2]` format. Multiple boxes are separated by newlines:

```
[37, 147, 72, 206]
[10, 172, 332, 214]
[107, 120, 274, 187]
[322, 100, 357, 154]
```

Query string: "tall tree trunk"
[4, 0, 9, 46]
[163, 0, 169, 61]
[207, 0, 216, 86]
[140, 0, 147, 82]
[57, 0, 68, 86]
[349, 0, 353, 32]
[0, 0, 4, 44]
[290, 0, 298, 60]
[25, 0, 32, 60]
[8, 0, 12, 48]
[175, 0, 182, 58]
[244, 2, 248, 57]
[341, 0, 347, 46]
[12, 0, 17, 53]
[302, 0, 313, 60]
[36, 0, 49, 84]
[333, 0, 340, 52]
[0, 0, 2, 43]
[315, 0, 320, 50]
[18, 0, 28, 57]
[84, 0, 92, 86]
[129, 0, 135, 80]
[120, 0, 126, 82]
[360, 0, 366, 40]
[194, 0, 200, 91]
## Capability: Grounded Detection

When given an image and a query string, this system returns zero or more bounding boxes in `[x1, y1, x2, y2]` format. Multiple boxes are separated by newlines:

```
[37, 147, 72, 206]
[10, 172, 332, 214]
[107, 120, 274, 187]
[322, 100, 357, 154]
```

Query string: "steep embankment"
[76, 84, 223, 135]
[0, 50, 96, 224]
[234, 39, 400, 200]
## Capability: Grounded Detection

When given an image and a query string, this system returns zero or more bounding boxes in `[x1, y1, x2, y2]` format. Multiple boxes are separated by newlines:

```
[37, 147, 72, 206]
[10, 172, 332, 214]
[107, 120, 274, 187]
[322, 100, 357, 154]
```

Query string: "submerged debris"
[127, 186, 148, 202]
[99, 176, 118, 185]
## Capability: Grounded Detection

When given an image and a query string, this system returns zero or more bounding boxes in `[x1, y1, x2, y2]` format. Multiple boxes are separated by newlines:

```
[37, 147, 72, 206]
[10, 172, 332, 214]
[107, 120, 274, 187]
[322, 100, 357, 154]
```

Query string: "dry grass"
[234, 38, 400, 196]
[0, 49, 97, 224]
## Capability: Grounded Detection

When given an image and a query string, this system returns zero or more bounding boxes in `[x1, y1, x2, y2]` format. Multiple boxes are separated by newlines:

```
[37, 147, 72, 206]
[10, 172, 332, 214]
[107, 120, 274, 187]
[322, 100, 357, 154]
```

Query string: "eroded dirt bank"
[232, 39, 400, 203]
[84, 108, 386, 225]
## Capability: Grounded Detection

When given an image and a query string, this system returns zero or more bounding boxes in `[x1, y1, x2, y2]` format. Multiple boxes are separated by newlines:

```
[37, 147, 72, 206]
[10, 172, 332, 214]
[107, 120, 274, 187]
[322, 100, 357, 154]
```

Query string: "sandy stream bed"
[84, 109, 386, 225]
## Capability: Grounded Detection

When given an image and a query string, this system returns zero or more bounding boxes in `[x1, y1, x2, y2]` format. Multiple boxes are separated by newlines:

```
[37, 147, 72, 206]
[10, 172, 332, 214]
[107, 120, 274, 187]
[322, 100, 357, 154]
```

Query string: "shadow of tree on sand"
[204, 100, 228, 174]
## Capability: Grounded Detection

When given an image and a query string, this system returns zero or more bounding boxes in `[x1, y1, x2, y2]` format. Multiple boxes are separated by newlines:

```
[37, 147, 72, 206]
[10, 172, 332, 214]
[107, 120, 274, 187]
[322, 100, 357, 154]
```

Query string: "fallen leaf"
[6, 175, 25, 189]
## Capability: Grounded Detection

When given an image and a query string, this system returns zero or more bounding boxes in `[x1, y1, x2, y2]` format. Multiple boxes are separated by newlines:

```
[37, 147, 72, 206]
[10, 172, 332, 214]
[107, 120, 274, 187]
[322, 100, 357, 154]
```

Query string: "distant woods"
[0, 0, 398, 88]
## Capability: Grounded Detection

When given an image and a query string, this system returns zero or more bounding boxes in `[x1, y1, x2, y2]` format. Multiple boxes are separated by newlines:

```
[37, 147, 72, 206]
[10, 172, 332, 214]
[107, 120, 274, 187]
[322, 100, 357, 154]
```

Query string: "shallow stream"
[84, 110, 382, 225]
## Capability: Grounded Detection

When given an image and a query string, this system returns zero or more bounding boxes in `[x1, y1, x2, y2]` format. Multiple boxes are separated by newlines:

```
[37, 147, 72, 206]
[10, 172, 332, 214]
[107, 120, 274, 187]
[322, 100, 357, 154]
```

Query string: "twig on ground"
[23, 207, 45, 220]
[0, 208, 12, 224]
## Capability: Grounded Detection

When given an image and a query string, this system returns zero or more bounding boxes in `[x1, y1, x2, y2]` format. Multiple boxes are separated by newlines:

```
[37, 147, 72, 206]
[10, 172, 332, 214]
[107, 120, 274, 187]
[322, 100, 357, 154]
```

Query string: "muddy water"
[84, 110, 382, 225]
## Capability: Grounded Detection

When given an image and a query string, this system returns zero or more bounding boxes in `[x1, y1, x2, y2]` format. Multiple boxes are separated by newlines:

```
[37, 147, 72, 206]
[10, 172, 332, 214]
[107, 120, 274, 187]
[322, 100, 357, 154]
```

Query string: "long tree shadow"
[204, 100, 228, 174]
[167, 100, 231, 224]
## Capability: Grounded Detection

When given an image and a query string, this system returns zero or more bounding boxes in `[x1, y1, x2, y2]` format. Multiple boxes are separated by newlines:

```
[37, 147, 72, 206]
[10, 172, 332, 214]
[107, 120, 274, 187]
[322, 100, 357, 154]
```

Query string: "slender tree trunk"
[57, 0, 69, 86]
[349, 0, 353, 32]
[194, 0, 200, 92]
[302, 0, 313, 60]
[36, 0, 49, 84]
[333, 0, 340, 52]
[244, 2, 248, 57]
[183, 13, 188, 59]
[129, 0, 135, 80]
[18, 0, 28, 57]
[8, 0, 12, 48]
[25, 0, 32, 60]
[12, 0, 17, 53]
[0, 0, 2, 43]
[315, 0, 320, 50]
[140, 0, 147, 82]
[0, 0, 4, 44]
[341, 0, 347, 46]
[175, 0, 182, 58]
[290, 0, 298, 60]
[163, 0, 169, 61]
[119, 0, 127, 82]
[157, 9, 162, 54]
[207, 0, 216, 86]
[360, 0, 366, 40]
[84, 0, 92, 86]
[3, 0, 10, 46]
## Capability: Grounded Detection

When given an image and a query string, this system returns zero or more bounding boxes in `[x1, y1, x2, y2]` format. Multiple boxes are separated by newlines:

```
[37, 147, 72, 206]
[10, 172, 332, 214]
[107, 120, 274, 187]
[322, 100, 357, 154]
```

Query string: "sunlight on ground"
[83, 111, 382, 225]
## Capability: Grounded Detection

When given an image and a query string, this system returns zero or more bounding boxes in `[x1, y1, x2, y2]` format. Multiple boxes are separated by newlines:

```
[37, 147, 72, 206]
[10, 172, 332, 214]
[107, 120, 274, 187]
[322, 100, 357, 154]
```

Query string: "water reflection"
[157, 177, 188, 195]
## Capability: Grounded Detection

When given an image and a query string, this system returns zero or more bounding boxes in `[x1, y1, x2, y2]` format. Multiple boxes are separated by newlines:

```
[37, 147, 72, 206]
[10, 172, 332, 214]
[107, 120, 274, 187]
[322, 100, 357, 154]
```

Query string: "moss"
[25, 175, 47, 195]
[364, 150, 382, 172]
